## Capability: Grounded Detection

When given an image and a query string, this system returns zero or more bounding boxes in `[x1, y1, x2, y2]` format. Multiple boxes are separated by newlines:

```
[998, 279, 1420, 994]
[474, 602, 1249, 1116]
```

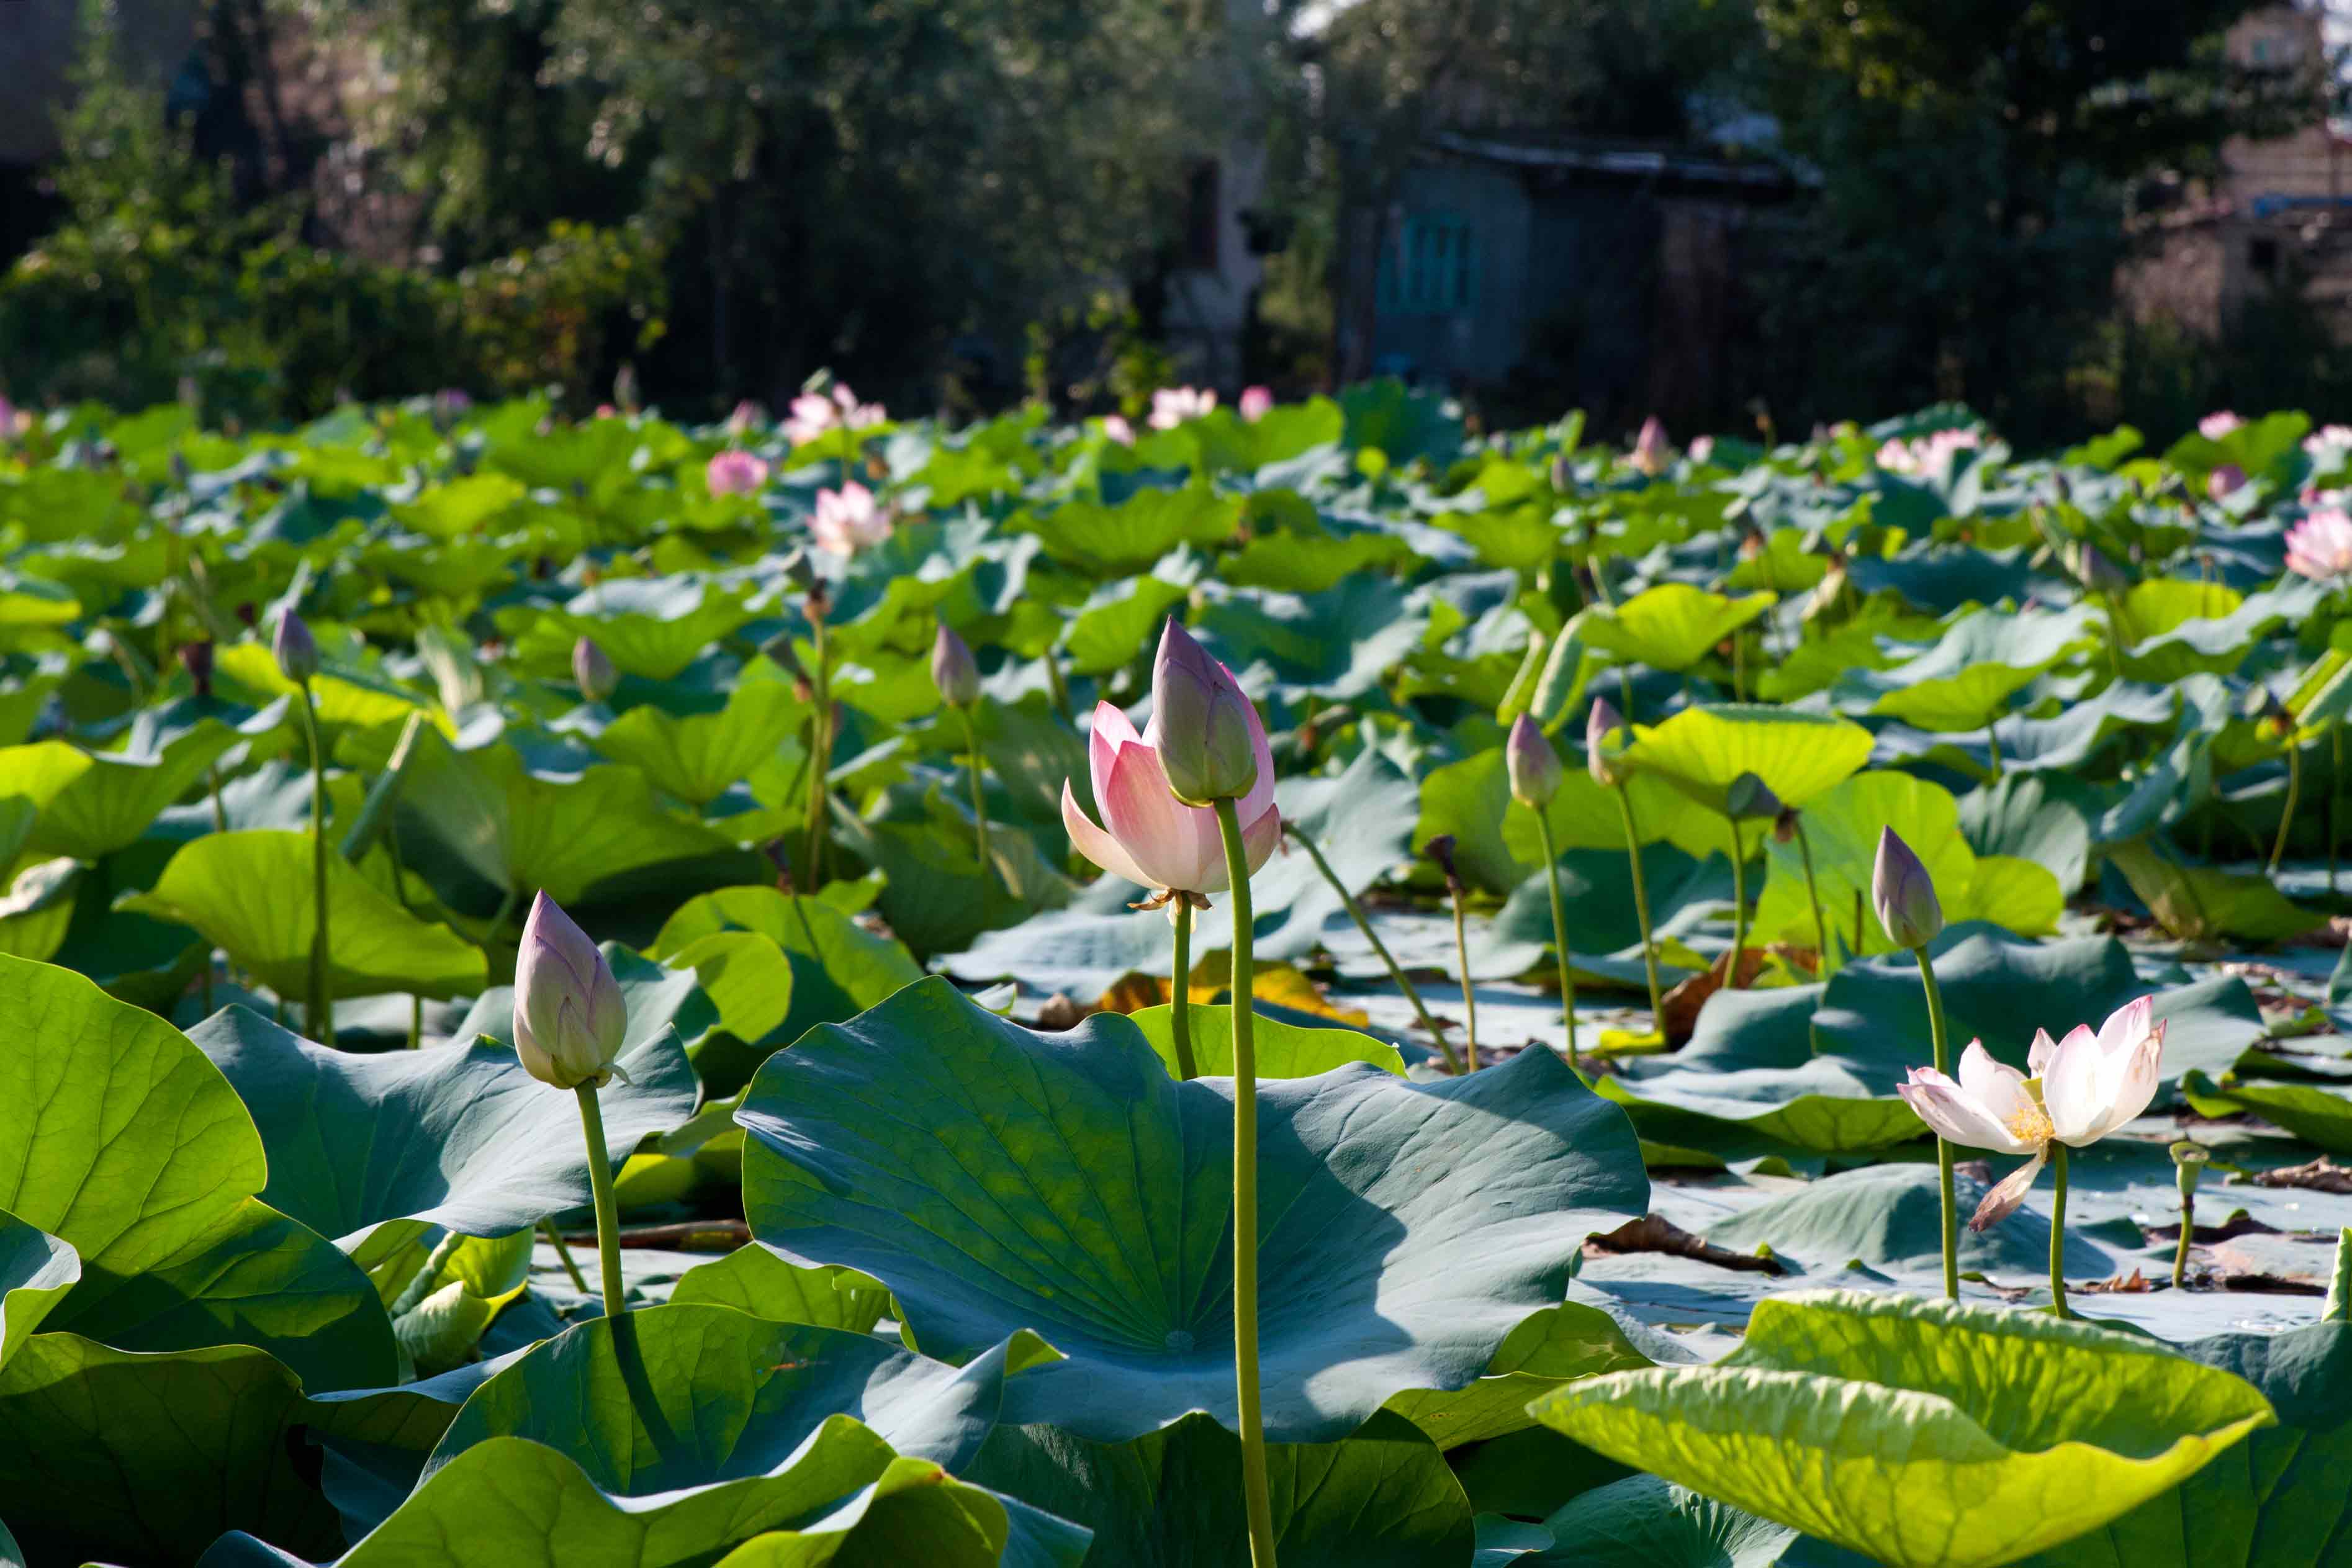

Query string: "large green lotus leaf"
[1593, 1058, 1928, 1160]
[214, 641, 431, 734]
[1957, 774, 2095, 896]
[0, 955, 265, 1281]
[1192, 575, 1430, 702]
[2115, 579, 2324, 683]
[1525, 1474, 1809, 1567]
[362, 531, 523, 599]
[204, 1421, 1084, 1568]
[2019, 1319, 2352, 1568]
[662, 930, 796, 1052]
[2104, 839, 2328, 944]
[651, 885, 923, 1047]
[188, 1004, 698, 1248]
[1852, 606, 2098, 733]
[1063, 575, 1197, 676]
[968, 1409, 1471, 1567]
[1022, 485, 1242, 575]
[1528, 1291, 2274, 1568]
[592, 682, 808, 806]
[1128, 1003, 1405, 1079]
[837, 782, 1079, 958]
[0, 721, 243, 860]
[671, 1245, 890, 1335]
[1485, 844, 1730, 985]
[387, 471, 529, 539]
[947, 743, 1420, 996]
[1582, 583, 1775, 674]
[2180, 1073, 2352, 1158]
[1383, 1300, 1654, 1450]
[495, 757, 766, 906]
[1809, 930, 2267, 1088]
[1754, 771, 1976, 955]
[0, 1210, 76, 1370]
[736, 977, 1649, 1443]
[0, 1513, 17, 1567]
[0, 1336, 349, 1566]
[1340, 377, 1463, 467]
[1704, 1165, 2112, 1281]
[428, 1304, 1054, 1489]
[121, 829, 489, 1000]
[1623, 705, 1874, 813]
[512, 577, 765, 681]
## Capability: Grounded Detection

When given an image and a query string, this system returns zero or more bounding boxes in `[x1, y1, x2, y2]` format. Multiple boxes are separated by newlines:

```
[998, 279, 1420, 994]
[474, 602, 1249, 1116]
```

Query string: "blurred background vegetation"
[0, 0, 2343, 443]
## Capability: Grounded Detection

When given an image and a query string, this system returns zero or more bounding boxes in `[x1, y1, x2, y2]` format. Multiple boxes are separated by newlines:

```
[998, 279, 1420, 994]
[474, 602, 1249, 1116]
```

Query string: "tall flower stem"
[1211, 798, 1278, 1568]
[1610, 787, 1665, 1025]
[1914, 948, 1959, 1300]
[574, 1084, 626, 1322]
[297, 681, 333, 1047]
[1794, 819, 1831, 975]
[2049, 1143, 2072, 1320]
[803, 611, 832, 889]
[541, 1219, 592, 1294]
[1169, 898, 1198, 1081]
[1725, 818, 1749, 989]
[2331, 726, 2343, 895]
[1446, 875, 1478, 1074]
[1534, 812, 1578, 1070]
[956, 706, 992, 885]
[2270, 740, 2302, 876]
[1285, 822, 1458, 1072]
[2172, 1172, 2196, 1291]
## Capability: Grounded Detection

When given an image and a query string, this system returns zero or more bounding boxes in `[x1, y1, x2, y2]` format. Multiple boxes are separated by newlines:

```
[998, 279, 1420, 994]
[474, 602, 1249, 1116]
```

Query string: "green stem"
[1534, 812, 1577, 1070]
[2330, 725, 2341, 895]
[957, 706, 992, 885]
[298, 683, 333, 1047]
[1853, 888, 1865, 958]
[1915, 948, 1959, 1300]
[575, 1084, 626, 1322]
[2172, 1186, 2193, 1291]
[1726, 818, 1748, 989]
[1448, 876, 1478, 1074]
[390, 1228, 466, 1318]
[1986, 723, 2003, 780]
[2050, 1142, 2071, 1320]
[1788, 821, 1828, 976]
[1285, 822, 1457, 1072]
[1170, 897, 1198, 1081]
[541, 1218, 592, 1294]
[1611, 786, 1665, 1025]
[1211, 798, 1278, 1568]
[2271, 740, 2302, 876]
[207, 762, 228, 834]
[1042, 646, 1074, 724]
[804, 617, 832, 889]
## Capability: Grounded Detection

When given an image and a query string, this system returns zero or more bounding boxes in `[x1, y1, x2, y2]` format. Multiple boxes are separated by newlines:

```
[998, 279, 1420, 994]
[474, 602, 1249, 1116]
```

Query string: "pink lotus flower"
[1103, 415, 1137, 447]
[1148, 386, 1217, 430]
[706, 449, 771, 497]
[783, 384, 886, 446]
[2199, 410, 2245, 440]
[2304, 425, 2352, 459]
[1688, 435, 1716, 465]
[1897, 997, 2164, 1230]
[2287, 507, 2352, 582]
[1061, 697, 1279, 901]
[1631, 417, 1671, 475]
[728, 400, 763, 438]
[1875, 427, 1981, 476]
[810, 481, 893, 554]
[1239, 385, 1274, 423]
[2208, 464, 2248, 500]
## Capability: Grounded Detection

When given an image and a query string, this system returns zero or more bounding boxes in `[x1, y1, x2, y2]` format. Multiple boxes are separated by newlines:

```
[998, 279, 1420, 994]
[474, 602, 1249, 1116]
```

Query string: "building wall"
[0, 0, 203, 165]
[1364, 161, 1531, 386]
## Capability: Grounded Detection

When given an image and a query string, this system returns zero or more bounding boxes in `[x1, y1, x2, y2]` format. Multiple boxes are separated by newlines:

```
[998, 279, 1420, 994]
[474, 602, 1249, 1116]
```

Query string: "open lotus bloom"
[1238, 385, 1274, 423]
[706, 449, 771, 497]
[1896, 996, 2165, 1230]
[811, 482, 893, 554]
[1148, 385, 1216, 430]
[1060, 698, 1279, 906]
[783, 383, 886, 445]
[2286, 508, 2352, 583]
[2199, 410, 2245, 440]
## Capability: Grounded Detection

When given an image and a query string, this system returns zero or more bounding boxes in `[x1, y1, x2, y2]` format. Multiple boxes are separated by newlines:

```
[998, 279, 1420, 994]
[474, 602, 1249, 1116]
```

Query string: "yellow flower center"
[2004, 1102, 2054, 1147]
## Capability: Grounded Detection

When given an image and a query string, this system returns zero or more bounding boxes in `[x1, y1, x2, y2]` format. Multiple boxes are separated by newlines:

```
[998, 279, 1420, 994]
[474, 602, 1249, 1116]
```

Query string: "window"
[1378, 213, 1477, 316]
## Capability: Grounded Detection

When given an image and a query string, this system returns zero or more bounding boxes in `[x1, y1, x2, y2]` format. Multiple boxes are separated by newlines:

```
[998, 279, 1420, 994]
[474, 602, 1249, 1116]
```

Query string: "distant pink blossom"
[2286, 508, 2352, 582]
[0, 398, 21, 440]
[2207, 464, 2248, 500]
[2199, 410, 2244, 440]
[1148, 386, 1217, 430]
[728, 400, 763, 438]
[1875, 427, 1981, 476]
[811, 481, 893, 555]
[594, 404, 618, 420]
[1238, 385, 1274, 423]
[1102, 415, 1137, 447]
[783, 384, 886, 446]
[706, 449, 771, 497]
[1630, 416, 1671, 475]
[2305, 425, 2352, 462]
[1688, 435, 1716, 465]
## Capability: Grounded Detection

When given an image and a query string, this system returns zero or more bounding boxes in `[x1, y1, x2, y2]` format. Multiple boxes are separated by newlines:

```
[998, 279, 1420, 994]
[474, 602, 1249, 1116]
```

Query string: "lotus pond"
[1, 387, 2350, 1568]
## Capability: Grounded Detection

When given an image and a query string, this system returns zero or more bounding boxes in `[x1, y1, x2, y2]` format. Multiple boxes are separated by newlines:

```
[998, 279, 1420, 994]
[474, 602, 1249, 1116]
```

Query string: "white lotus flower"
[1896, 996, 2165, 1230]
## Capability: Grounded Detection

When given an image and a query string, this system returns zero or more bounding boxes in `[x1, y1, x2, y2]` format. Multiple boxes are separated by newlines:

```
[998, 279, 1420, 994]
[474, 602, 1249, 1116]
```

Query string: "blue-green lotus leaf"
[736, 976, 1647, 1443]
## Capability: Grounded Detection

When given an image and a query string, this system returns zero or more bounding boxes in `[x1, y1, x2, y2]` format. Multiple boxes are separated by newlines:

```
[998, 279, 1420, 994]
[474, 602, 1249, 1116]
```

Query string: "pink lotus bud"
[1688, 435, 1716, 465]
[1505, 712, 1562, 808]
[2207, 464, 2246, 500]
[1103, 415, 1137, 447]
[707, 449, 771, 497]
[1872, 826, 1944, 950]
[1151, 618, 1262, 806]
[513, 892, 630, 1091]
[2069, 540, 2128, 595]
[1239, 386, 1274, 423]
[273, 608, 318, 683]
[932, 622, 980, 707]
[1586, 696, 1625, 787]
[2198, 410, 2243, 441]
[728, 400, 761, 438]
[573, 636, 618, 703]
[1631, 417, 1671, 475]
